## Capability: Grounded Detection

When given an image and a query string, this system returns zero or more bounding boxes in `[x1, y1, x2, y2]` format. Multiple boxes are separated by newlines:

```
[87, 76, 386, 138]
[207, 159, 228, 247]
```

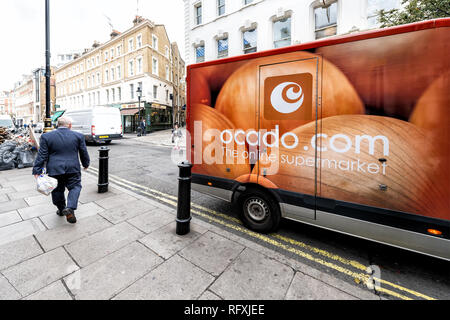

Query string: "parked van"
[64, 107, 122, 144]
[186, 19, 450, 260]
[0, 115, 16, 131]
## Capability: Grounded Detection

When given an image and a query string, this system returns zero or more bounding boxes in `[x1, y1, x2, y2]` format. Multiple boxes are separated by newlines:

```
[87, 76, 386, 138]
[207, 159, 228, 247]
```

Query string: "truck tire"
[237, 188, 281, 233]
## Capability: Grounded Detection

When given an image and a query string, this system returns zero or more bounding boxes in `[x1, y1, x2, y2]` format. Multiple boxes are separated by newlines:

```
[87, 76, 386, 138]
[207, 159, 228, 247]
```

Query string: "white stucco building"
[183, 0, 399, 65]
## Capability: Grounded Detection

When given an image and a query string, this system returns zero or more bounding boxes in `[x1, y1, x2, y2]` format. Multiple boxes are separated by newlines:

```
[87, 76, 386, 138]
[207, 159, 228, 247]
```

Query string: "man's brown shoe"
[62, 208, 77, 224]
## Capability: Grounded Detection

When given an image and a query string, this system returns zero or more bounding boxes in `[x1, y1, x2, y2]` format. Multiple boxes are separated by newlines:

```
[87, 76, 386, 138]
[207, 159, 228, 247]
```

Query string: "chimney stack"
[133, 15, 144, 25]
[110, 29, 121, 38]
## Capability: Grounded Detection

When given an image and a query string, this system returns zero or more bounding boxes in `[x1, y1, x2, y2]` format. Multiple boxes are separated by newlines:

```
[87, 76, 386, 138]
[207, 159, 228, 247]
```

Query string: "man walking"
[32, 117, 90, 224]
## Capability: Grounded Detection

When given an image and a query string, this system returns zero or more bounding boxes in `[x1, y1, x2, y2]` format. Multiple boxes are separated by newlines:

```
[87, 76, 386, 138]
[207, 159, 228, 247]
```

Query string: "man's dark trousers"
[51, 172, 82, 211]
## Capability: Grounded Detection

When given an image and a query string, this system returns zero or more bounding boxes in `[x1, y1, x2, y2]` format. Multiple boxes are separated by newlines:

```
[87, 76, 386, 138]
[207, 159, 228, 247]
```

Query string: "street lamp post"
[43, 0, 52, 133]
[137, 86, 142, 136]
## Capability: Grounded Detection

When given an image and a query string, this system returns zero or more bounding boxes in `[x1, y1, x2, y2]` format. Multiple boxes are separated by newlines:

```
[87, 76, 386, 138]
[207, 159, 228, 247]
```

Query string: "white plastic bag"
[36, 169, 58, 196]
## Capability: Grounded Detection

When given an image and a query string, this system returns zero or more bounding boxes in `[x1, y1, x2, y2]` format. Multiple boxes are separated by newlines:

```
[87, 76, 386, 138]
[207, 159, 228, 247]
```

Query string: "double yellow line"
[87, 167, 436, 301]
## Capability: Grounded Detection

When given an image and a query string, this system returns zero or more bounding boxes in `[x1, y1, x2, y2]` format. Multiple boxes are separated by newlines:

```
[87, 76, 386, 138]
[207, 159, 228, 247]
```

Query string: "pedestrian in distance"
[32, 117, 90, 224]
[172, 123, 182, 150]
[140, 119, 146, 136]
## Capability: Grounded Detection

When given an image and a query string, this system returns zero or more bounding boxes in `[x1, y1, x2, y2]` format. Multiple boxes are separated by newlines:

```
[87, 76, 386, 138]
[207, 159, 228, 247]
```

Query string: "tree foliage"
[378, 0, 450, 27]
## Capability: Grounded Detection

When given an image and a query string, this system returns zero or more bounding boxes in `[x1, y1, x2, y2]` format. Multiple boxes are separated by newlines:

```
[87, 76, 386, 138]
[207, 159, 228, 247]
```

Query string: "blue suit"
[32, 127, 90, 211]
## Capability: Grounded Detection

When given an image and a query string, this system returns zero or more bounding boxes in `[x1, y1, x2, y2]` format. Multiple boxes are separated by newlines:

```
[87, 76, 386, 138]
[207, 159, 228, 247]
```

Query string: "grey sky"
[0, 0, 185, 90]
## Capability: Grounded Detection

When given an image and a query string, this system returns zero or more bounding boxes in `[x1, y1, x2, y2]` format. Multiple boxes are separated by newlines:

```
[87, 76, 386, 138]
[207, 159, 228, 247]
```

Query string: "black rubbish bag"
[16, 149, 36, 169]
[0, 141, 18, 171]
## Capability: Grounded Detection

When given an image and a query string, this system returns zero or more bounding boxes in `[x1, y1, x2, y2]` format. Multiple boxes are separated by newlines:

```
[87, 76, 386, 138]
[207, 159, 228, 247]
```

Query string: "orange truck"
[186, 19, 450, 260]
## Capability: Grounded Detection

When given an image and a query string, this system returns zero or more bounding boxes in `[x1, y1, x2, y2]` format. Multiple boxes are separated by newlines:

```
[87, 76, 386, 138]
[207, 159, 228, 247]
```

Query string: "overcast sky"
[0, 0, 185, 91]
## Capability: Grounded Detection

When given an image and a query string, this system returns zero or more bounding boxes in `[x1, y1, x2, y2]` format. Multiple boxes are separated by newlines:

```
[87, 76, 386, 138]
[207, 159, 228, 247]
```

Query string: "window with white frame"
[137, 57, 143, 74]
[217, 0, 225, 16]
[111, 67, 115, 81]
[137, 35, 142, 48]
[273, 17, 291, 48]
[367, 0, 398, 27]
[117, 45, 122, 56]
[153, 85, 158, 99]
[166, 65, 170, 81]
[96, 73, 100, 85]
[117, 65, 121, 79]
[195, 45, 205, 63]
[129, 60, 134, 76]
[314, 1, 338, 39]
[105, 70, 109, 82]
[244, 0, 253, 4]
[105, 51, 109, 61]
[165, 46, 169, 58]
[217, 37, 228, 58]
[111, 88, 115, 102]
[195, 3, 202, 25]
[152, 35, 158, 50]
[243, 28, 257, 54]
[128, 38, 134, 52]
[106, 89, 110, 103]
[110, 48, 114, 59]
[96, 55, 100, 65]
[118, 87, 121, 101]
[152, 57, 158, 75]
[130, 83, 135, 100]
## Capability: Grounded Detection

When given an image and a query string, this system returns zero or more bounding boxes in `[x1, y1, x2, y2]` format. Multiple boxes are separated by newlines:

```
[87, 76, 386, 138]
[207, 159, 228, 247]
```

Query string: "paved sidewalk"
[0, 167, 380, 300]
[124, 127, 186, 149]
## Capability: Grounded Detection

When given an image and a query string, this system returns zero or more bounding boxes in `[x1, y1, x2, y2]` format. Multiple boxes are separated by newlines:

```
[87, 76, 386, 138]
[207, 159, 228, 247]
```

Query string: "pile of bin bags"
[0, 141, 36, 171]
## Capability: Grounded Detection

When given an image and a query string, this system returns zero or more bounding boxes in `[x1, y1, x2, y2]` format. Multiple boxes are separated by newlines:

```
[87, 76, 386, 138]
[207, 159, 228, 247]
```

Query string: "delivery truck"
[64, 106, 123, 144]
[186, 19, 450, 260]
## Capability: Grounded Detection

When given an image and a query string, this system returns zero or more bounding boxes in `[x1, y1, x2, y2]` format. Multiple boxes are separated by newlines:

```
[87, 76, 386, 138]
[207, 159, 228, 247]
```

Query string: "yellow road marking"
[86, 167, 436, 301]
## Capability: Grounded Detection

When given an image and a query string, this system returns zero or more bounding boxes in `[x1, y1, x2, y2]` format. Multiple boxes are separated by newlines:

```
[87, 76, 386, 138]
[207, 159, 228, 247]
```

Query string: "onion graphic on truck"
[186, 19, 450, 260]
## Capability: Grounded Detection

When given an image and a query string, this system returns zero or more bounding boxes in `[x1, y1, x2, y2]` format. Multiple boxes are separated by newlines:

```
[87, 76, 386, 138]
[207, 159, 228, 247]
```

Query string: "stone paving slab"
[114, 254, 215, 300]
[0, 275, 21, 300]
[65, 242, 163, 300]
[127, 209, 174, 234]
[0, 218, 46, 247]
[35, 215, 112, 252]
[65, 222, 144, 267]
[94, 193, 138, 210]
[285, 272, 356, 300]
[0, 199, 28, 214]
[39, 202, 105, 230]
[2, 247, 79, 297]
[210, 248, 295, 300]
[179, 231, 245, 277]
[98, 199, 156, 224]
[5, 189, 41, 200]
[23, 280, 72, 300]
[17, 202, 58, 220]
[0, 194, 9, 203]
[24, 194, 50, 206]
[199, 290, 222, 300]
[0, 236, 43, 271]
[78, 186, 120, 204]
[0, 210, 22, 228]
[138, 222, 208, 259]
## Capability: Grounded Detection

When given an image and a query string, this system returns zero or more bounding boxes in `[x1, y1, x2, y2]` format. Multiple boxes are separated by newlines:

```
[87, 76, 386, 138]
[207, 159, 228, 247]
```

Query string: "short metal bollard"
[98, 146, 109, 193]
[176, 161, 192, 235]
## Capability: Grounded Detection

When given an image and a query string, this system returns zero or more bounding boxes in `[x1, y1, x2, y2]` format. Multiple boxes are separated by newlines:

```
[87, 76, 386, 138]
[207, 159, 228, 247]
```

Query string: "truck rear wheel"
[237, 188, 281, 233]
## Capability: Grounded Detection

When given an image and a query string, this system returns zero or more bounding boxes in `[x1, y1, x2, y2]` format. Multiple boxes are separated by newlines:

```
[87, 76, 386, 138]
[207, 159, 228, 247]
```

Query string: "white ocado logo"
[270, 82, 304, 114]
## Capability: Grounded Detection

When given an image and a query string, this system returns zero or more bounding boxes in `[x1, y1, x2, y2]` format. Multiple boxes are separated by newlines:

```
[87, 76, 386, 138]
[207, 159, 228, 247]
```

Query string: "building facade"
[183, 0, 400, 65]
[0, 91, 13, 115]
[12, 76, 34, 126]
[55, 17, 186, 133]
[32, 67, 56, 123]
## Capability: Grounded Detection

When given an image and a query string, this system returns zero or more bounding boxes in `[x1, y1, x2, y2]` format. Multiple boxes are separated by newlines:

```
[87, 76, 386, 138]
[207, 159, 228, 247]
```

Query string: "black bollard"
[98, 146, 109, 193]
[176, 161, 192, 235]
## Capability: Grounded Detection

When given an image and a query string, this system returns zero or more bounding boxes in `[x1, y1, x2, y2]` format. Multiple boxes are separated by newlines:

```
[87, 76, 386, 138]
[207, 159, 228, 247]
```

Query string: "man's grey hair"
[57, 116, 72, 128]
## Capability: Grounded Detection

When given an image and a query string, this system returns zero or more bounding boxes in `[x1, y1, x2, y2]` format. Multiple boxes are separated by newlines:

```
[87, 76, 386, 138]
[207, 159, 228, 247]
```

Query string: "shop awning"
[120, 108, 140, 116]
[51, 110, 65, 122]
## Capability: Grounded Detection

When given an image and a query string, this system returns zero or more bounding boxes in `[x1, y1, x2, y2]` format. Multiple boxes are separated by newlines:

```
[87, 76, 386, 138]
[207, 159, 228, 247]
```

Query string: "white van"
[64, 107, 122, 144]
[0, 115, 16, 131]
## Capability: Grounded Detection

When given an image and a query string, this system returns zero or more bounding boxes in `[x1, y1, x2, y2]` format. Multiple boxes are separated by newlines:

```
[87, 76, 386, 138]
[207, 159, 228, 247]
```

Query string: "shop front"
[120, 102, 173, 133]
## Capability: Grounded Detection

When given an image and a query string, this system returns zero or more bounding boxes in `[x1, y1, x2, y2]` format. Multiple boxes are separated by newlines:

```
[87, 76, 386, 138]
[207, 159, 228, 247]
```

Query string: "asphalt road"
[86, 137, 450, 300]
